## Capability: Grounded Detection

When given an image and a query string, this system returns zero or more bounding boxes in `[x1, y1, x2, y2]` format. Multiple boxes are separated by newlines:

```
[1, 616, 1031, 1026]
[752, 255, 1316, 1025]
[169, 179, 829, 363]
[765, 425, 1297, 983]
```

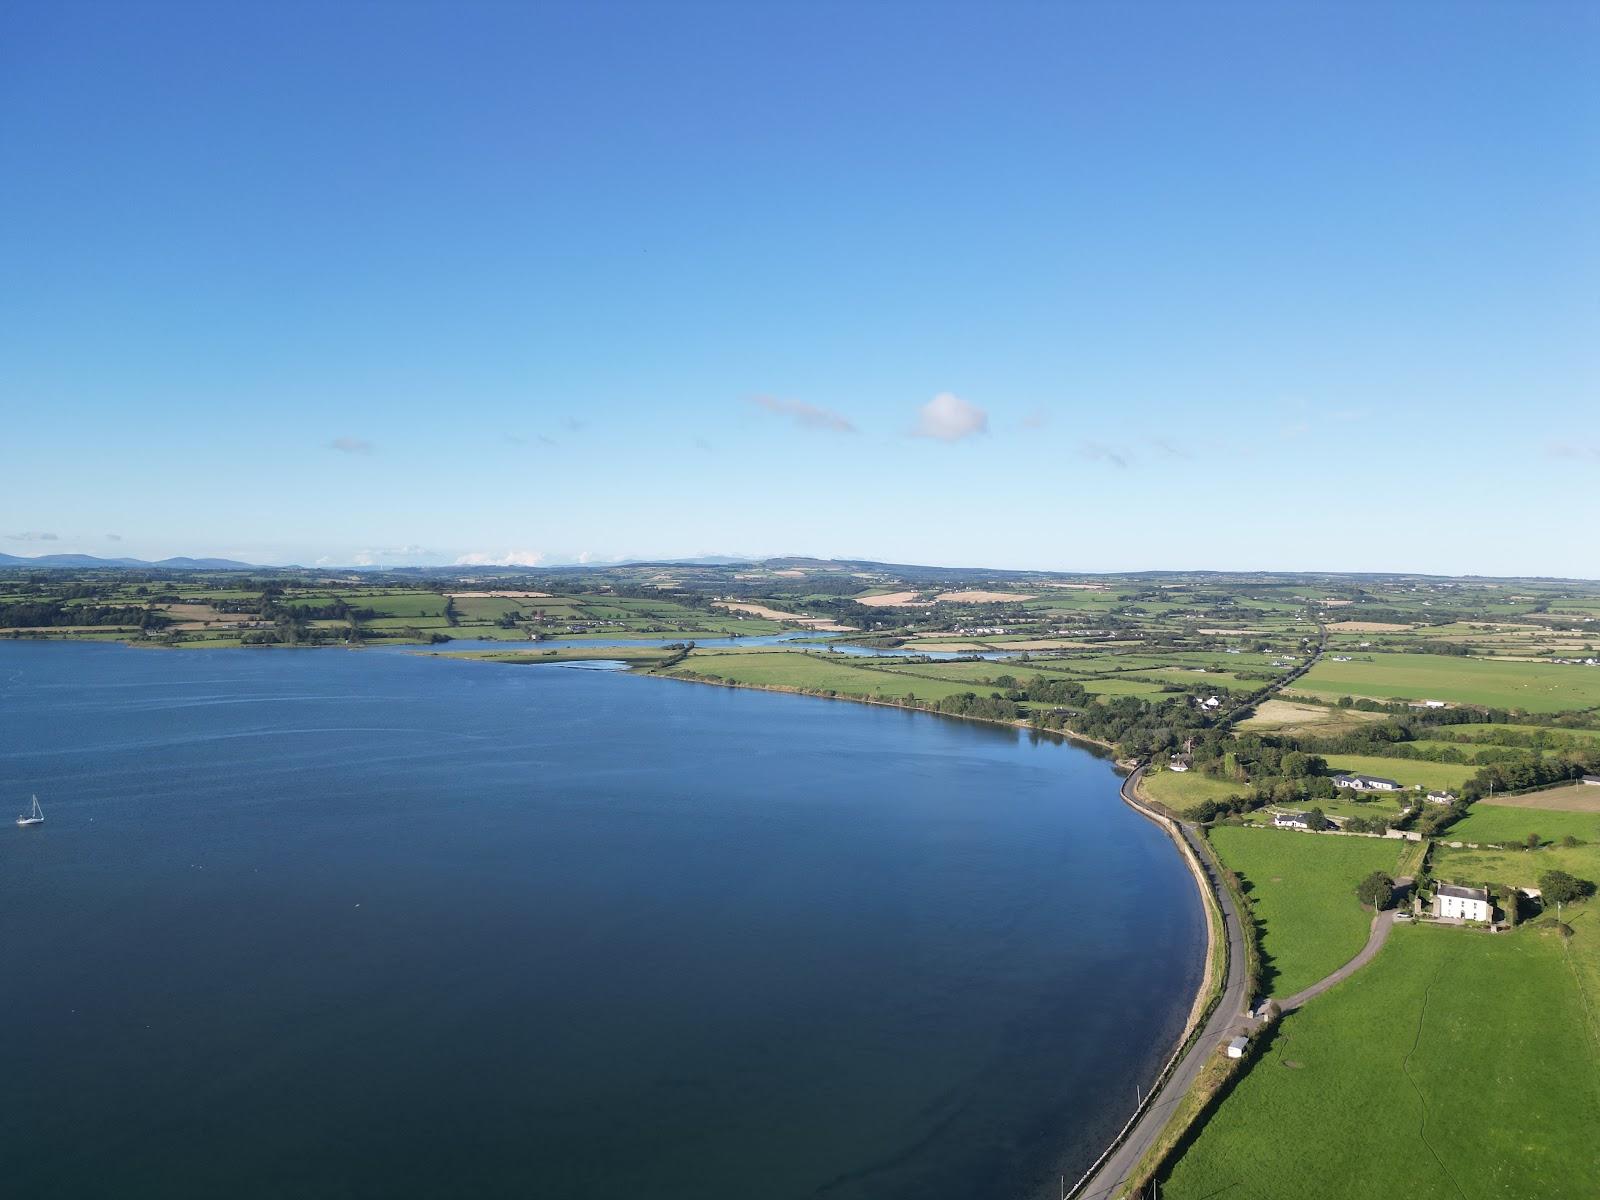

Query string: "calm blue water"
[0, 642, 1202, 1200]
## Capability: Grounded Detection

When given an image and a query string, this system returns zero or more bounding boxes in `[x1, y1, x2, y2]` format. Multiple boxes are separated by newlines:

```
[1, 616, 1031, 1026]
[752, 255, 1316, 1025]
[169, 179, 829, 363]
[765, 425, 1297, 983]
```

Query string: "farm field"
[1321, 754, 1479, 792]
[1236, 698, 1385, 736]
[1288, 652, 1600, 713]
[1431, 840, 1598, 893]
[1475, 782, 1600, 811]
[1161, 925, 1600, 1200]
[664, 651, 1016, 706]
[1207, 827, 1403, 997]
[1445, 803, 1600, 848]
[1140, 768, 1246, 812]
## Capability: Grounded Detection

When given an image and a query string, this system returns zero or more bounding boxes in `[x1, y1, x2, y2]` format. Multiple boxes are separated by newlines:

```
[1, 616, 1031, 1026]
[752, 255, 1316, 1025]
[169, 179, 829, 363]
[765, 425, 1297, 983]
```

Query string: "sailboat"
[16, 795, 43, 827]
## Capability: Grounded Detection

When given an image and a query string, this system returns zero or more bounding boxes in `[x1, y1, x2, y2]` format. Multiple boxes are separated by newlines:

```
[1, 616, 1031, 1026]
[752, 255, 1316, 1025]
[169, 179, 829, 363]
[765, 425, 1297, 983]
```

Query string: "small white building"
[1225, 1036, 1249, 1059]
[1425, 790, 1457, 806]
[1273, 811, 1311, 829]
[1435, 884, 1491, 922]
[1584, 775, 1600, 787]
[1168, 756, 1191, 773]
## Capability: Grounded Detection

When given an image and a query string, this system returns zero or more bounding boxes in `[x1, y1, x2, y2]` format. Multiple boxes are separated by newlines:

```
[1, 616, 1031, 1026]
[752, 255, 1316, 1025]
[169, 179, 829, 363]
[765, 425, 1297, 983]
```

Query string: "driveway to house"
[1073, 769, 1252, 1200]
[1274, 878, 1410, 1013]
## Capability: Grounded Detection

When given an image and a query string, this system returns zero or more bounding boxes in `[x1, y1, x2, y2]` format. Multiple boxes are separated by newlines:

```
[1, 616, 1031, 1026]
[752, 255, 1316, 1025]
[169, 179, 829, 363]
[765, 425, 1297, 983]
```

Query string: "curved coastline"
[644, 668, 1222, 1199]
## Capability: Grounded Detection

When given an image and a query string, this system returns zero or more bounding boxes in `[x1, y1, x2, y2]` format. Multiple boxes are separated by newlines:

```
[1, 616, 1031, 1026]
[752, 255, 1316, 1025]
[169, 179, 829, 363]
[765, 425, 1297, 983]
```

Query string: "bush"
[1356, 871, 1395, 910]
[1538, 870, 1596, 906]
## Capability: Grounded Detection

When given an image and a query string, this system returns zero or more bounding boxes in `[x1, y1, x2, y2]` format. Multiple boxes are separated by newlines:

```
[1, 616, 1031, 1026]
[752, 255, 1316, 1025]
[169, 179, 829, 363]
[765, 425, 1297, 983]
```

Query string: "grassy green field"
[1431, 841, 1598, 891]
[1322, 753, 1480, 792]
[1208, 826, 1404, 997]
[1289, 652, 1600, 713]
[667, 651, 1017, 706]
[1446, 803, 1600, 847]
[1141, 768, 1247, 812]
[1162, 925, 1600, 1200]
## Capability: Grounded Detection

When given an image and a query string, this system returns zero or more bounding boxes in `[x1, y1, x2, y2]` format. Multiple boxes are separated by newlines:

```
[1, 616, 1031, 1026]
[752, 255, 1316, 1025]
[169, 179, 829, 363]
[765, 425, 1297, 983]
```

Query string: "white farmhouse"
[1435, 884, 1491, 922]
[1333, 773, 1402, 793]
[1273, 811, 1311, 829]
[1425, 790, 1457, 805]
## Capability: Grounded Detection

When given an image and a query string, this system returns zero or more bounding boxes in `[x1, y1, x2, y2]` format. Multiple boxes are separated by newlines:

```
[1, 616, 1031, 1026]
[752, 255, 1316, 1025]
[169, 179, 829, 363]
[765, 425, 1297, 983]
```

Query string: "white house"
[1225, 1036, 1249, 1059]
[1425, 790, 1457, 805]
[1273, 811, 1311, 829]
[1584, 775, 1600, 787]
[1435, 884, 1491, 922]
[1333, 773, 1402, 793]
[1168, 756, 1191, 773]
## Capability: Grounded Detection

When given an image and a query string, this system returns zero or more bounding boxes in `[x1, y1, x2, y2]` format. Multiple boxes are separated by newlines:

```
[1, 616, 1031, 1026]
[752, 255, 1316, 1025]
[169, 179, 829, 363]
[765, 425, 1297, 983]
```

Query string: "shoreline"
[647, 668, 1222, 1200]
[644, 666, 1125, 758]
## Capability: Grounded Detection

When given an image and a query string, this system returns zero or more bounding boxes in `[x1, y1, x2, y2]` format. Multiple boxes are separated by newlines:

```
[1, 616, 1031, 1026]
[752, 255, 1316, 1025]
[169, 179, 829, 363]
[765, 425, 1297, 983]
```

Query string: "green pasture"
[1289, 652, 1600, 713]
[1162, 925, 1600, 1200]
[1431, 839, 1599, 892]
[1208, 826, 1404, 997]
[1140, 768, 1246, 812]
[1322, 754, 1479, 792]
[668, 651, 1017, 706]
[1446, 803, 1600, 848]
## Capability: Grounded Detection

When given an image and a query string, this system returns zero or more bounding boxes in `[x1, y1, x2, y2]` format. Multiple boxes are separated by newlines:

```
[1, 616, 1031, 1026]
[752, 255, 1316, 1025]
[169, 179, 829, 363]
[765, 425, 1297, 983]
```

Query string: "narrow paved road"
[1073, 768, 1252, 1200]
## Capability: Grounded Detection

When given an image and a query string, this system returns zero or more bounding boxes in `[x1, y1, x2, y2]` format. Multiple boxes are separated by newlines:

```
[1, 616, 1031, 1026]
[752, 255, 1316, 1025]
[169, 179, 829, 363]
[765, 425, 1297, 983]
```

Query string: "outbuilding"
[1225, 1036, 1249, 1059]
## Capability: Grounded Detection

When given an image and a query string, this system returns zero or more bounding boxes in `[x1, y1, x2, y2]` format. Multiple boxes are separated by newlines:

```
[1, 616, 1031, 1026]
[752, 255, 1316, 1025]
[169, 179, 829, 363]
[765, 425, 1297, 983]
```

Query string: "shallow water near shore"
[0, 641, 1203, 1199]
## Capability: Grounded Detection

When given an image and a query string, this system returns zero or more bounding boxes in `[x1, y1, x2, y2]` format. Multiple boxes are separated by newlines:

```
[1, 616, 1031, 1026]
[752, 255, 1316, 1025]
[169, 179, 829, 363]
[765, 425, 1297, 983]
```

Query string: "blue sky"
[2, 1, 1596, 575]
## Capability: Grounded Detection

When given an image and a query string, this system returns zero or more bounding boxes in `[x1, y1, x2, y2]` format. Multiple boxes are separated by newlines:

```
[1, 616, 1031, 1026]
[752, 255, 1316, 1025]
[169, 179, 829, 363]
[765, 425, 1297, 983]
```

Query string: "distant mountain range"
[0, 552, 257, 570]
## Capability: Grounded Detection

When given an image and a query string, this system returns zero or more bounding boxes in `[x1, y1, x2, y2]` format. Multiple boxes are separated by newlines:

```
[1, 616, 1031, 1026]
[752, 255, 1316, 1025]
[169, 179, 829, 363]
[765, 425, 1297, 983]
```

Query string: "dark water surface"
[0, 642, 1203, 1199]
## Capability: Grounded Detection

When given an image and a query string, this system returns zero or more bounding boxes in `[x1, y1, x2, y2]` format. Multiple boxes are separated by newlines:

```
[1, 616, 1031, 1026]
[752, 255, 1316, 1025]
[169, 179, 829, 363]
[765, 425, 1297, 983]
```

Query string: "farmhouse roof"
[1437, 884, 1489, 902]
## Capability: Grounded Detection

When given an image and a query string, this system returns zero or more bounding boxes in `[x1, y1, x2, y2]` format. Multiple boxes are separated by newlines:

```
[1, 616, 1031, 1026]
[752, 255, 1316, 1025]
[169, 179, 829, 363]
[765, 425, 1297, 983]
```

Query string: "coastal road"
[1073, 768, 1252, 1200]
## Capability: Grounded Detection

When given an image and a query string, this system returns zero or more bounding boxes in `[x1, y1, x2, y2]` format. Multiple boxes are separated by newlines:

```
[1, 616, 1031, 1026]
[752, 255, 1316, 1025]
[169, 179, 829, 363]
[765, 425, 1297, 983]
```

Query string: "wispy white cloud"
[6, 531, 59, 541]
[106, 533, 123, 542]
[749, 395, 856, 433]
[328, 436, 375, 454]
[912, 392, 988, 442]
[1079, 440, 1131, 469]
[1020, 408, 1049, 430]
[454, 550, 546, 567]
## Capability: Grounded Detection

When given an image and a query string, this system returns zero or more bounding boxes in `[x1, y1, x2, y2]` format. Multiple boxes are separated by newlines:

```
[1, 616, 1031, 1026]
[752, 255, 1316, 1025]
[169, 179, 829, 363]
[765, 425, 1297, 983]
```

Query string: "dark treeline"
[0, 600, 168, 629]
